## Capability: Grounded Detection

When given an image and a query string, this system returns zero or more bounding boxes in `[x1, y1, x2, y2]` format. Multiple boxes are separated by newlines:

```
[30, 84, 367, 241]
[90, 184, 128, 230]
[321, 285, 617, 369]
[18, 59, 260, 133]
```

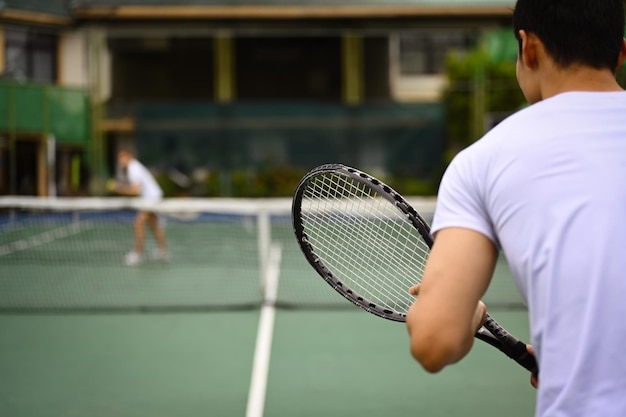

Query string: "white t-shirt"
[432, 91, 626, 417]
[126, 159, 163, 200]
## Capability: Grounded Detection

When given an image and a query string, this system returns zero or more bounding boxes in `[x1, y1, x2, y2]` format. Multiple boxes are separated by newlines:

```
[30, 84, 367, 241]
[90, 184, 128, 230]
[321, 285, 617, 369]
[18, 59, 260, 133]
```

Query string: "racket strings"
[303, 198, 420, 311]
[301, 173, 429, 313]
[341, 182, 424, 300]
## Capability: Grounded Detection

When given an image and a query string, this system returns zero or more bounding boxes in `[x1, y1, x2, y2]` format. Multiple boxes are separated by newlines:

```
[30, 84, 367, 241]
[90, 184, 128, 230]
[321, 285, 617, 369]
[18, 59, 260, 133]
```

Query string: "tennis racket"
[292, 163, 538, 374]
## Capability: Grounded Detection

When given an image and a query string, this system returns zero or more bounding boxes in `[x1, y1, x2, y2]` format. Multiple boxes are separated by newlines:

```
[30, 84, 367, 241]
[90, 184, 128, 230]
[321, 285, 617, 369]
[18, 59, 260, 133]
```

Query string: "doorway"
[16, 140, 39, 196]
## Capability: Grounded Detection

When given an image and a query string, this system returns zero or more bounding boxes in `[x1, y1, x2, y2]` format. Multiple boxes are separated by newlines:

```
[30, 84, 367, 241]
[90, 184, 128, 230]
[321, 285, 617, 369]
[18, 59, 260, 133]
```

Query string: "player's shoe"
[151, 248, 170, 262]
[124, 251, 143, 266]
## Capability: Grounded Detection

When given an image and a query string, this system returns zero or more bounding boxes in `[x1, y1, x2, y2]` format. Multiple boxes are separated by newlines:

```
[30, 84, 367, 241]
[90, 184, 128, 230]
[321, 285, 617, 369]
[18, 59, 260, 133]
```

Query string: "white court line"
[0, 221, 93, 257]
[245, 242, 282, 417]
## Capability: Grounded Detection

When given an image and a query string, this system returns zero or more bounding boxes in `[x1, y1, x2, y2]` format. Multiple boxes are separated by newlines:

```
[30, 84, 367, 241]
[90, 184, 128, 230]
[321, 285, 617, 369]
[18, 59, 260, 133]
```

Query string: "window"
[4, 26, 58, 83]
[390, 30, 477, 101]
[109, 37, 214, 101]
[395, 31, 476, 76]
[236, 37, 341, 102]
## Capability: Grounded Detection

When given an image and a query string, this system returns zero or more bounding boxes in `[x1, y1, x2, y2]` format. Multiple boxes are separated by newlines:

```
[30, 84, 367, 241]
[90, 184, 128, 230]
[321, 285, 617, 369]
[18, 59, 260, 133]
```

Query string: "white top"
[432, 91, 626, 417]
[126, 159, 163, 200]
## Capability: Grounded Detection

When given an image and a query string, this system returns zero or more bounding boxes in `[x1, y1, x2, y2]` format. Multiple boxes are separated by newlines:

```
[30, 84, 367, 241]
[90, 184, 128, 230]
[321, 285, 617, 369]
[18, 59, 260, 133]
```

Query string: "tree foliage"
[442, 48, 526, 160]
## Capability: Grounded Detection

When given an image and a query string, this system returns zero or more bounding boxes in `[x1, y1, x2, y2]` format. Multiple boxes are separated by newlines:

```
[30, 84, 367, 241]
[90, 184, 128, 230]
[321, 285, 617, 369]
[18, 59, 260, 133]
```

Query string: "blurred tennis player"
[108, 149, 169, 266]
[406, 0, 626, 416]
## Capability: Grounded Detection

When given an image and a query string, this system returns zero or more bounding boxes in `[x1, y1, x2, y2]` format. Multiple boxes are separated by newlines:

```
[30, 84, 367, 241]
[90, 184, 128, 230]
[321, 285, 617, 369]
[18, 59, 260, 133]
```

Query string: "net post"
[257, 207, 271, 294]
[46, 135, 56, 198]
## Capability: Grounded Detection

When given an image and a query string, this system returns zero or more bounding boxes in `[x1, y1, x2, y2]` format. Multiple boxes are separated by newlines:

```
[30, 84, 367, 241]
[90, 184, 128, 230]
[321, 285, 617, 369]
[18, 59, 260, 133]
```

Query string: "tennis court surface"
[0, 197, 536, 417]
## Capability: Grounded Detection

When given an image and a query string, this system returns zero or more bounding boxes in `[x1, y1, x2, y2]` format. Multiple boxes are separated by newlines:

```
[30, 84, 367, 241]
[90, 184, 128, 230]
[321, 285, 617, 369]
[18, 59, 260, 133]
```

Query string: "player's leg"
[125, 211, 148, 266]
[134, 211, 149, 253]
[147, 212, 169, 261]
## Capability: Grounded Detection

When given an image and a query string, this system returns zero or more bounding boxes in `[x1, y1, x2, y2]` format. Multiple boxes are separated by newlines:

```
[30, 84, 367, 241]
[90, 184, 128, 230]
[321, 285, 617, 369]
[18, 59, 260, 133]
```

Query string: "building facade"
[0, 0, 517, 196]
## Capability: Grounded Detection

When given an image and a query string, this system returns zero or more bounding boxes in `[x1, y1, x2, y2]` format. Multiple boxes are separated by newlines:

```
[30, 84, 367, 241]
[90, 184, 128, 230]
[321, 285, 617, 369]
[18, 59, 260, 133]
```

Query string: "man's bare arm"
[406, 227, 497, 372]
[111, 182, 141, 196]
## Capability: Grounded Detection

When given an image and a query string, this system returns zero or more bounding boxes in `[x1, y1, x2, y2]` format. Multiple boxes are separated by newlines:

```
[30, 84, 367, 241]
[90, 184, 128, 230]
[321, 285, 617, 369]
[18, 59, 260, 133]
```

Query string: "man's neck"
[539, 65, 624, 100]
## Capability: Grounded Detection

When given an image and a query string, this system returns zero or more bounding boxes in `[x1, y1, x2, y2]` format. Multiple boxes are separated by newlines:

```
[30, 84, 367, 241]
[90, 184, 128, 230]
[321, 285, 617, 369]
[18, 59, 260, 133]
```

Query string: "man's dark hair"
[513, 0, 625, 70]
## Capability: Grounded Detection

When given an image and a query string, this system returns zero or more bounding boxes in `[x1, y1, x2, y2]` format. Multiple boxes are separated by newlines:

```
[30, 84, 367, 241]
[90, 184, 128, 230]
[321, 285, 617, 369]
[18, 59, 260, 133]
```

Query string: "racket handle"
[503, 339, 539, 375]
[483, 315, 539, 375]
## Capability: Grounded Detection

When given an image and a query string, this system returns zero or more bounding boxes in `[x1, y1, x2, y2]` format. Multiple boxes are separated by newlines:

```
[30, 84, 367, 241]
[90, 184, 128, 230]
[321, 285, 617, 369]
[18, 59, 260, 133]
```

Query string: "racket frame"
[292, 163, 431, 321]
[292, 163, 538, 375]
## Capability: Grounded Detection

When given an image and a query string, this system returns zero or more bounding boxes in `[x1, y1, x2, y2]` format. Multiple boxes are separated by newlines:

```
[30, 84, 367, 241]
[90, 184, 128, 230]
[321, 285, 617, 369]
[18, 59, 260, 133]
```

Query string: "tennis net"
[0, 196, 525, 313]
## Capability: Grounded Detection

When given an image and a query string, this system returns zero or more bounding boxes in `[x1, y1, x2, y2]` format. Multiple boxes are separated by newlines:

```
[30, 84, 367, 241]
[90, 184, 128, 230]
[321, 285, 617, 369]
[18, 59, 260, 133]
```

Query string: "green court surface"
[267, 310, 535, 417]
[0, 312, 259, 417]
[0, 205, 536, 417]
[0, 310, 536, 417]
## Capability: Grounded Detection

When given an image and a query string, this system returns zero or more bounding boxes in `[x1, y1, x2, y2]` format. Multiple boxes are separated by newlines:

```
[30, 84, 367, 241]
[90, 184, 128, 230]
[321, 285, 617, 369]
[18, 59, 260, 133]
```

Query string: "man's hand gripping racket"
[291, 164, 538, 375]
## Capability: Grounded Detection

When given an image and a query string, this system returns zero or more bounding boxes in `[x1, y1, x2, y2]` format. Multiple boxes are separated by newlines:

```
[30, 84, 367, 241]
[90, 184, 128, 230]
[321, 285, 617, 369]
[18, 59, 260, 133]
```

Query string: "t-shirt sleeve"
[431, 150, 498, 246]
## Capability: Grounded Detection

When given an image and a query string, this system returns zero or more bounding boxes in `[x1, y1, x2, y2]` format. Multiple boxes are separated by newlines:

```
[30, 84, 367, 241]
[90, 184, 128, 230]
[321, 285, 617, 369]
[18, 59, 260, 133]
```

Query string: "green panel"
[47, 87, 91, 145]
[0, 82, 91, 145]
[13, 84, 46, 133]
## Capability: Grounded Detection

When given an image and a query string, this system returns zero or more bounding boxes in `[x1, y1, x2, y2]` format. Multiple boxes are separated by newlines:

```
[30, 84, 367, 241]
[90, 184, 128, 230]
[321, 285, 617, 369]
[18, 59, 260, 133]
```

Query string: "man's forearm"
[114, 183, 140, 196]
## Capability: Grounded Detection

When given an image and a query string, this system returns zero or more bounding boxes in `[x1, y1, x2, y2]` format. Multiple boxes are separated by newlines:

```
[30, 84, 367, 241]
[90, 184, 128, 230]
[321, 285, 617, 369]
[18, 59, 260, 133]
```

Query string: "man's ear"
[615, 38, 626, 71]
[518, 30, 539, 69]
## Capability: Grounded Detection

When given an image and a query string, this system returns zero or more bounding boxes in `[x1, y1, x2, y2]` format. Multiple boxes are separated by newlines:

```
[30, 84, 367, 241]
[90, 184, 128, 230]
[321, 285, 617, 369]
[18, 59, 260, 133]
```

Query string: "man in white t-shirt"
[109, 149, 168, 266]
[405, 0, 626, 416]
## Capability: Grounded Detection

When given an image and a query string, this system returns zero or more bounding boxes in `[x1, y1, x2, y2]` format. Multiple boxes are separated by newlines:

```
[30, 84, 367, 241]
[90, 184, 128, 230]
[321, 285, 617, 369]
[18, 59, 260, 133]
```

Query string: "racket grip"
[506, 340, 539, 376]
[483, 315, 538, 375]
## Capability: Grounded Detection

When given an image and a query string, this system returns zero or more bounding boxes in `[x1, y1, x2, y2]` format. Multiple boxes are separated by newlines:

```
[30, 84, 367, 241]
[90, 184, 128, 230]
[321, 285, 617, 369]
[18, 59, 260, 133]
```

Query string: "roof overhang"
[0, 8, 73, 26]
[72, 5, 514, 20]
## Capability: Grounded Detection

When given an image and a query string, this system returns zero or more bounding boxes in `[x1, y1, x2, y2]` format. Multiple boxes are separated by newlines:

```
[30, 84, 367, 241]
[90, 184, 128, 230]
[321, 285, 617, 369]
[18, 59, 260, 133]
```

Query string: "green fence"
[134, 102, 445, 197]
[0, 81, 90, 144]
